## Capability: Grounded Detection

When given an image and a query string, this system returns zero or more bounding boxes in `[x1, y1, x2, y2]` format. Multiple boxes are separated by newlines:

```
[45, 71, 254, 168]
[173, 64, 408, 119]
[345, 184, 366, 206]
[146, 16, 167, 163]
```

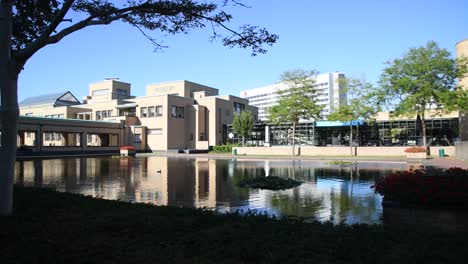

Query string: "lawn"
[1, 187, 467, 263]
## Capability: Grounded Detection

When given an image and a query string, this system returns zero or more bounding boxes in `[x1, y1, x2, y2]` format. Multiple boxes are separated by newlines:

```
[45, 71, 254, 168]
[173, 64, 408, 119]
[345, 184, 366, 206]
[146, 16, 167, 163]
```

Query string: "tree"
[268, 69, 323, 156]
[377, 41, 468, 150]
[232, 110, 253, 146]
[328, 77, 379, 156]
[0, 0, 278, 215]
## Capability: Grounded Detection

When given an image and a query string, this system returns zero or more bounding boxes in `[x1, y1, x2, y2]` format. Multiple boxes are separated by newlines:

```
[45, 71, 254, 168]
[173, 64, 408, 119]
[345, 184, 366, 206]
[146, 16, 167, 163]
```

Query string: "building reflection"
[14, 157, 406, 224]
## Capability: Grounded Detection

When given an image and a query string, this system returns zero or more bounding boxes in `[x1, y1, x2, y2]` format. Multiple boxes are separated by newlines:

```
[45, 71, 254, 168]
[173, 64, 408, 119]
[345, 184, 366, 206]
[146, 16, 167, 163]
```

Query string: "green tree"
[377, 41, 468, 149]
[268, 69, 323, 155]
[0, 0, 278, 215]
[232, 110, 254, 146]
[328, 77, 379, 156]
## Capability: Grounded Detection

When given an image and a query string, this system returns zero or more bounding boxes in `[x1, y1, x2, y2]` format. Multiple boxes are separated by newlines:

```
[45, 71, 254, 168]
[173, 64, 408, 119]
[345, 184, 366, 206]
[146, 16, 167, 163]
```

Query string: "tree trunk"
[291, 122, 296, 156]
[0, 2, 17, 216]
[241, 136, 245, 147]
[349, 123, 353, 156]
[355, 124, 359, 156]
[421, 114, 428, 153]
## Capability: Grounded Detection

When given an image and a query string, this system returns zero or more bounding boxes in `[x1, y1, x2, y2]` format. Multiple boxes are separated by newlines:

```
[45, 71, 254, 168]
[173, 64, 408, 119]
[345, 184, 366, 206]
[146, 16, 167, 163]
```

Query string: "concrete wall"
[455, 142, 468, 161]
[234, 146, 456, 157]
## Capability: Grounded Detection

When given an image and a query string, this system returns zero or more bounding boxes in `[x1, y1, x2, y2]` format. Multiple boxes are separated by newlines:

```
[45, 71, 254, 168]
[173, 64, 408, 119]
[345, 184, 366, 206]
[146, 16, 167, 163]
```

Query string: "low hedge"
[212, 144, 238, 153]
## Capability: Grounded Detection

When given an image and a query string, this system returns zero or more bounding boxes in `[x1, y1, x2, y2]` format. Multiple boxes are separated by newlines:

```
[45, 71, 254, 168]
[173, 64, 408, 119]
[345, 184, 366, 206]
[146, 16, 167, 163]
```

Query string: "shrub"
[373, 167, 468, 208]
[237, 176, 302, 190]
[404, 147, 426, 153]
[212, 144, 238, 153]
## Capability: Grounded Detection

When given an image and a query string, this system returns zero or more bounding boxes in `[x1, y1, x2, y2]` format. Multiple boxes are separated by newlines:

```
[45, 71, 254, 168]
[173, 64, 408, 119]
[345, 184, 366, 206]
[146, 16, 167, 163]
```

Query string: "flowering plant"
[404, 147, 426, 153]
[120, 145, 136, 150]
[373, 167, 468, 208]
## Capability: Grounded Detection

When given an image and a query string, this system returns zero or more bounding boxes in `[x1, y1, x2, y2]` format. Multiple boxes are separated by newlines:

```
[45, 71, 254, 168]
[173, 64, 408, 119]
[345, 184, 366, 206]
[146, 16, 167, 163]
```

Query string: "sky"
[17, 0, 468, 102]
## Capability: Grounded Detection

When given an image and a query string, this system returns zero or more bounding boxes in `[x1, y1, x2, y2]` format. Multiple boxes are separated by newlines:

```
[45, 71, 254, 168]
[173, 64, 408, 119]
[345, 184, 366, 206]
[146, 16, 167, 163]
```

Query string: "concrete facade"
[240, 72, 346, 121]
[18, 79, 258, 152]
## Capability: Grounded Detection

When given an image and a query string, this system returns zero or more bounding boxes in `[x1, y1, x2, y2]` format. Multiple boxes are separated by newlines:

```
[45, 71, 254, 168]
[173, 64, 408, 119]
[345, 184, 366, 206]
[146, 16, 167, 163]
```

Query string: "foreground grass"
[1, 187, 467, 263]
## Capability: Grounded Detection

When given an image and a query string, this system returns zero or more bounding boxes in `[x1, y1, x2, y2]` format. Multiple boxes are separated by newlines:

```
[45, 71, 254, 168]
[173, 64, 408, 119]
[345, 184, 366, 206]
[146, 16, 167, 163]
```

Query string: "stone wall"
[234, 146, 456, 157]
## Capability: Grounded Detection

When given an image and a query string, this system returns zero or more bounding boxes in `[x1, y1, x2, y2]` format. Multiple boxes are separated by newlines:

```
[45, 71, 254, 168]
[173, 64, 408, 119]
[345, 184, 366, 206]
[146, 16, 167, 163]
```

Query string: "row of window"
[96, 110, 113, 120]
[45, 114, 65, 119]
[141, 106, 163, 118]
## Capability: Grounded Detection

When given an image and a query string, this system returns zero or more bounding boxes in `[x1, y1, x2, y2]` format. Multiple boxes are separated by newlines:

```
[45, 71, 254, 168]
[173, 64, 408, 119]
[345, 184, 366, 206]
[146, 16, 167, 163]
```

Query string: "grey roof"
[19, 91, 81, 107]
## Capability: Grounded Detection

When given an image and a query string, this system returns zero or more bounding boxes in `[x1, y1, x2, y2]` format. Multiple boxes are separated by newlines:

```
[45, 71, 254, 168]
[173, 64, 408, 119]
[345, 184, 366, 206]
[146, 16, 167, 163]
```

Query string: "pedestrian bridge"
[4, 116, 126, 156]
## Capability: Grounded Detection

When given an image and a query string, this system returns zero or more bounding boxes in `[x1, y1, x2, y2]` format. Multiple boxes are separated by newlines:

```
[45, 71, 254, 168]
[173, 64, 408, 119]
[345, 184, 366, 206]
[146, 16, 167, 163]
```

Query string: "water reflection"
[15, 157, 407, 224]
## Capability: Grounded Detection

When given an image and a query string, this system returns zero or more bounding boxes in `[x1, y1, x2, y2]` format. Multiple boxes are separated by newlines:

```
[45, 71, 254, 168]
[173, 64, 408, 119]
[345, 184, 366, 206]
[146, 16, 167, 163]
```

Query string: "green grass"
[1, 186, 468, 263]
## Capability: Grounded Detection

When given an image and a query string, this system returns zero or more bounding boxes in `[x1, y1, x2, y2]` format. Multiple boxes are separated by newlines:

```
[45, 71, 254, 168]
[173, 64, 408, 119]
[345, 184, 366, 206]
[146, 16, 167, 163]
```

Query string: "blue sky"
[18, 0, 468, 102]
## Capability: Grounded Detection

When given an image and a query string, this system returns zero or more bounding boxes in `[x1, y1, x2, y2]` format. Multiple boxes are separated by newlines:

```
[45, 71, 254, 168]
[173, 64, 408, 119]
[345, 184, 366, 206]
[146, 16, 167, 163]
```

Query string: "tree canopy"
[268, 69, 323, 124]
[232, 110, 254, 146]
[376, 40, 468, 147]
[9, 0, 279, 74]
[268, 69, 323, 155]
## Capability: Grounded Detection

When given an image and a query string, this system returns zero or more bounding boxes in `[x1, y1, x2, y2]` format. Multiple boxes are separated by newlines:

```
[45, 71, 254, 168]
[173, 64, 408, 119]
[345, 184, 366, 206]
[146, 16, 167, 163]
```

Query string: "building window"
[92, 89, 109, 96]
[116, 89, 128, 96]
[96, 111, 102, 120]
[148, 106, 155, 117]
[233, 102, 245, 115]
[141, 107, 148, 118]
[107, 110, 113, 117]
[156, 106, 163, 116]
[171, 106, 184, 118]
[148, 129, 162, 135]
[102, 110, 108, 118]
[134, 134, 142, 143]
[25, 113, 33, 116]
[26, 132, 31, 138]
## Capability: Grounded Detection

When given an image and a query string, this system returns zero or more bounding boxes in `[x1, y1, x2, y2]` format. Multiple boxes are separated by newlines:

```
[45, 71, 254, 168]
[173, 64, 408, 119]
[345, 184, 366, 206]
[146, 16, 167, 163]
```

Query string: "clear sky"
[18, 0, 468, 102]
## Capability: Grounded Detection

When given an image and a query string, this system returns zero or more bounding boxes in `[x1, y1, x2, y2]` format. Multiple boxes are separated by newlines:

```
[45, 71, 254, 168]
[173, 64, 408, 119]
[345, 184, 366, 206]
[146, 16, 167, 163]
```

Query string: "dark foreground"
[1, 187, 467, 263]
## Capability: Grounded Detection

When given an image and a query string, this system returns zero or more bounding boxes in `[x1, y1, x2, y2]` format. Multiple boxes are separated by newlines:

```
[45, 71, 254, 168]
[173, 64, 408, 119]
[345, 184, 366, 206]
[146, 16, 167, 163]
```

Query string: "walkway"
[424, 157, 468, 169]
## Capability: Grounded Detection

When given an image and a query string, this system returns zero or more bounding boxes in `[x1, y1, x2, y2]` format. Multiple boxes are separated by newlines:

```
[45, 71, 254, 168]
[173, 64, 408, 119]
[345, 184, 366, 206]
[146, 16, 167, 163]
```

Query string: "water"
[14, 156, 407, 225]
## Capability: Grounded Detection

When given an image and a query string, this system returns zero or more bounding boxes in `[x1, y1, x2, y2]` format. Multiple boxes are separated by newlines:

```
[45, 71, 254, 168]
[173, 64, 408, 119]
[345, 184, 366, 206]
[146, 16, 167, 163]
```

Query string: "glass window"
[171, 106, 184, 118]
[148, 129, 162, 135]
[148, 106, 155, 117]
[102, 110, 108, 118]
[156, 106, 163, 116]
[96, 111, 102, 120]
[141, 107, 148, 118]
[134, 134, 142, 143]
[116, 89, 128, 96]
[107, 110, 113, 117]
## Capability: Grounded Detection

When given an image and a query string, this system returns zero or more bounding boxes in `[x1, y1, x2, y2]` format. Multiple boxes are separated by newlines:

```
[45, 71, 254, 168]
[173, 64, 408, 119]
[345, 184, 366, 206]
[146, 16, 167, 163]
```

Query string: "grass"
[1, 186, 468, 263]
[237, 176, 302, 190]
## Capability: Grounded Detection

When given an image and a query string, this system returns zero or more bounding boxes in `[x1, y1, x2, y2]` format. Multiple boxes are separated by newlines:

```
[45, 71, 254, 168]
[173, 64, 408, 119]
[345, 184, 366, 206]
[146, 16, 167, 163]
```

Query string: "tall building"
[240, 72, 346, 121]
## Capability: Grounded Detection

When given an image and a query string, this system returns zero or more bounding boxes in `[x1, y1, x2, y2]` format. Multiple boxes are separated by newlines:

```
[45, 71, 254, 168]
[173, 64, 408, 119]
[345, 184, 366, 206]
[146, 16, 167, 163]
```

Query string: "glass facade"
[227, 118, 459, 147]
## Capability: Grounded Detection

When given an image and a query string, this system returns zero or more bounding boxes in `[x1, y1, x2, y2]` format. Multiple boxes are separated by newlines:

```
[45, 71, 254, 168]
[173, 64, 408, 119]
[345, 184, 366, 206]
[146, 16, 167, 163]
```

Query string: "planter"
[120, 149, 136, 157]
[382, 202, 468, 232]
[406, 152, 427, 162]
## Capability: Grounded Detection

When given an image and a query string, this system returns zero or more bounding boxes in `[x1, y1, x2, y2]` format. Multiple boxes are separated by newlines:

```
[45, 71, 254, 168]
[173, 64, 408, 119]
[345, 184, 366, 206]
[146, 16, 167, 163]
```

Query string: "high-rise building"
[240, 72, 346, 121]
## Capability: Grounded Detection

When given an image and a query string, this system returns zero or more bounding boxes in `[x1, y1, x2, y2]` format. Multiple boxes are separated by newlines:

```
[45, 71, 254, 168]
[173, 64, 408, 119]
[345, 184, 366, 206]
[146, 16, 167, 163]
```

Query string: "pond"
[14, 156, 408, 225]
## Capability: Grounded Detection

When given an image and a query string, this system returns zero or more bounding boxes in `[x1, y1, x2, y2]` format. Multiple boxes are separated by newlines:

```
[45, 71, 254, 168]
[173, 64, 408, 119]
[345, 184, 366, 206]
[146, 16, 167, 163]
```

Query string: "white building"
[240, 72, 347, 121]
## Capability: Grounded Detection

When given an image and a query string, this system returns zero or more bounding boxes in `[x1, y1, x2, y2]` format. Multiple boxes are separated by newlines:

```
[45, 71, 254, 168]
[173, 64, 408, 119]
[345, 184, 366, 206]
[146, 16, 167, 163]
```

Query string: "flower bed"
[373, 167, 468, 208]
[404, 147, 427, 160]
[404, 147, 426, 153]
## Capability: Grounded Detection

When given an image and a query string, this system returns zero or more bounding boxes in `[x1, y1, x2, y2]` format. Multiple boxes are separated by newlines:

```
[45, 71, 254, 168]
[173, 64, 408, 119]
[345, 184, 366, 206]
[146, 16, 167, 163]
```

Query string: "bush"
[212, 144, 238, 153]
[373, 167, 468, 208]
[404, 147, 426, 153]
